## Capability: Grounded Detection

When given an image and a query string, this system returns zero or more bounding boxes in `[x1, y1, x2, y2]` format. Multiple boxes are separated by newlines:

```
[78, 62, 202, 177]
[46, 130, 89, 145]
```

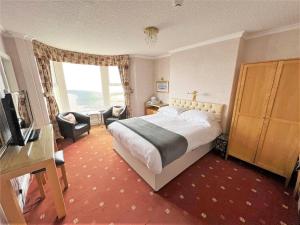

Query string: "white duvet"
[108, 113, 221, 174]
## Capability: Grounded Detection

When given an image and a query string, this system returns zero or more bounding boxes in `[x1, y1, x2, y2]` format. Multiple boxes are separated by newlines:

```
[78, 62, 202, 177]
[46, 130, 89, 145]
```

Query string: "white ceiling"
[1, 0, 300, 57]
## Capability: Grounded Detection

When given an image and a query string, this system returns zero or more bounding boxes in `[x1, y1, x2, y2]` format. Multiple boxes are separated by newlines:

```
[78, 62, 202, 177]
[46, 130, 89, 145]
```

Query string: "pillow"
[112, 106, 123, 117]
[179, 110, 216, 124]
[63, 113, 77, 124]
[158, 106, 187, 117]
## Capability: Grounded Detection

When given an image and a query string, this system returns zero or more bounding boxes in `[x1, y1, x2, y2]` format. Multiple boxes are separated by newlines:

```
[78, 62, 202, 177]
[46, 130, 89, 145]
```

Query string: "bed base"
[112, 138, 212, 191]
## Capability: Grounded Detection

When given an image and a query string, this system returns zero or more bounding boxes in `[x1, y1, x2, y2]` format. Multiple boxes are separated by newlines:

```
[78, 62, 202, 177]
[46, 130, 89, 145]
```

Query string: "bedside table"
[214, 134, 228, 158]
[145, 103, 168, 115]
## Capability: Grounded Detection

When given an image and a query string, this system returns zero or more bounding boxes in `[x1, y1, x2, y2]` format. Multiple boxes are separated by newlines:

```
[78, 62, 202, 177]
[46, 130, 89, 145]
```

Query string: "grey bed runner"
[117, 118, 188, 167]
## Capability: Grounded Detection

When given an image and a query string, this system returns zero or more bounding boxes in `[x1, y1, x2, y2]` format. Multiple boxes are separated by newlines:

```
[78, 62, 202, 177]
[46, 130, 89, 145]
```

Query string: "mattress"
[108, 113, 221, 174]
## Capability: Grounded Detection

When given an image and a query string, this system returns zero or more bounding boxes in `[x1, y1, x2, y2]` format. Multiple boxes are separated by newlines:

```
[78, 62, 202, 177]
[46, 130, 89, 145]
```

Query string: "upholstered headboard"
[169, 98, 224, 122]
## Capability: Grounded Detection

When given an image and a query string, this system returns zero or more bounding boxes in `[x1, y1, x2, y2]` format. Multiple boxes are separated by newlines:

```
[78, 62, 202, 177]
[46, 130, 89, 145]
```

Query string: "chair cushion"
[32, 150, 65, 174]
[74, 123, 88, 130]
[63, 113, 77, 124]
[54, 150, 65, 166]
[31, 168, 46, 174]
[112, 106, 123, 117]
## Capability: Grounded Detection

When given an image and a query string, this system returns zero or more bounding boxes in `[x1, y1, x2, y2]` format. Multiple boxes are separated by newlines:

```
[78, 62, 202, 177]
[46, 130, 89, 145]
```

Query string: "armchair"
[57, 112, 91, 142]
[103, 106, 127, 128]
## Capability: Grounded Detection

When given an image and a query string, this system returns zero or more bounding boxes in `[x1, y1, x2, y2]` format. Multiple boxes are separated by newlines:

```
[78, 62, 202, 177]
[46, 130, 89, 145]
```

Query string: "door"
[228, 62, 278, 163]
[255, 59, 300, 178]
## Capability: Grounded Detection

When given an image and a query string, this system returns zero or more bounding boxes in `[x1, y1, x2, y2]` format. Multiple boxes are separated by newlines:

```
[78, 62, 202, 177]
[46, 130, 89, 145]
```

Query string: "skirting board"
[112, 138, 212, 191]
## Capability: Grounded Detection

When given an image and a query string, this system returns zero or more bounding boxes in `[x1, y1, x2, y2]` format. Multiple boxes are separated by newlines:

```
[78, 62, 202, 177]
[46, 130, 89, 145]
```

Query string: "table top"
[0, 124, 55, 175]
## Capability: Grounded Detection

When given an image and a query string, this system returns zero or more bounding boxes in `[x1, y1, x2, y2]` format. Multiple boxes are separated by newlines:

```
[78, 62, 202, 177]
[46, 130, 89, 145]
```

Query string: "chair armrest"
[118, 107, 127, 120]
[73, 112, 90, 125]
[103, 107, 113, 121]
[57, 116, 75, 128]
[56, 116, 75, 138]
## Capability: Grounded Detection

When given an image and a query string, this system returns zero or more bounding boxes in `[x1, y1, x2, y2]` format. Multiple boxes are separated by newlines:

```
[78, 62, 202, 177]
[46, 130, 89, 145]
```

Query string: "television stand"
[0, 125, 66, 224]
[28, 129, 41, 142]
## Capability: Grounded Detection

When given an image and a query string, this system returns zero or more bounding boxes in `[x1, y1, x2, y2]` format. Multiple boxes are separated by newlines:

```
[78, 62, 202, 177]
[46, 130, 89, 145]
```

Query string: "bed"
[109, 98, 224, 191]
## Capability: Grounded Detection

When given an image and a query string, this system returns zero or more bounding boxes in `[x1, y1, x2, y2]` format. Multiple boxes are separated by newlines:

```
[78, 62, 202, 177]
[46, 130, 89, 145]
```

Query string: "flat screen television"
[1, 90, 34, 146]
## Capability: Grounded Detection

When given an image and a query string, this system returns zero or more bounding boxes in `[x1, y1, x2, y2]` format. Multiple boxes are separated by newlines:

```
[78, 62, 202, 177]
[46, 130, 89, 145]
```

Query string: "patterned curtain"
[35, 57, 62, 139]
[17, 92, 31, 127]
[32, 40, 131, 138]
[118, 65, 131, 117]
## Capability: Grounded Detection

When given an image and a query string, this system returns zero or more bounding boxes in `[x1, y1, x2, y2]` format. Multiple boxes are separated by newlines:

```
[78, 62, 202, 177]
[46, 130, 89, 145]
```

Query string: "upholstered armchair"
[57, 112, 91, 142]
[103, 106, 127, 128]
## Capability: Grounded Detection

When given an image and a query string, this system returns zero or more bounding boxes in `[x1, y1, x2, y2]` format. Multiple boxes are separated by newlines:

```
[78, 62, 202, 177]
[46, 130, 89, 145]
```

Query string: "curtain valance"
[32, 40, 131, 139]
[32, 40, 129, 67]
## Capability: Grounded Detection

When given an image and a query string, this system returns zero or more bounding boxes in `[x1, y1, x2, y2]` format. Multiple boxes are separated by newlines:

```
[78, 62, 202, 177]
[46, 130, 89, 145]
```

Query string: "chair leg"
[60, 165, 69, 190]
[293, 172, 300, 197]
[41, 172, 47, 185]
[35, 173, 46, 199]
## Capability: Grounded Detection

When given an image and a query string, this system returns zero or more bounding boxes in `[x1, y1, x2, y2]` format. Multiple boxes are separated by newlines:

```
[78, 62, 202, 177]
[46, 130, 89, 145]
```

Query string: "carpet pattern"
[24, 126, 299, 225]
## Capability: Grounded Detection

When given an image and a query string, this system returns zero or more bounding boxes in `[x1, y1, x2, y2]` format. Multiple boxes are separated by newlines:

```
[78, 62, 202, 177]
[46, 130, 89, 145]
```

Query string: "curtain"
[17, 91, 31, 127]
[35, 57, 62, 139]
[118, 65, 131, 117]
[32, 40, 131, 139]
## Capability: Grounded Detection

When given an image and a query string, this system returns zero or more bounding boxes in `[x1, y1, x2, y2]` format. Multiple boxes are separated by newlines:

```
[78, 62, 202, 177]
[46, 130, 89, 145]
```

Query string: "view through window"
[60, 63, 124, 112]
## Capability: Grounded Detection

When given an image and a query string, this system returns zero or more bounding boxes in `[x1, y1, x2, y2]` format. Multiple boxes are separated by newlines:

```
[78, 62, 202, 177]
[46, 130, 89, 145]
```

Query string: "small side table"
[214, 134, 228, 158]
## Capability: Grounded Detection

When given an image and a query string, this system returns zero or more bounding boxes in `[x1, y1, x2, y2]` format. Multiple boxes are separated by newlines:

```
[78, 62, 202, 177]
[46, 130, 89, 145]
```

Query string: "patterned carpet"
[24, 126, 299, 225]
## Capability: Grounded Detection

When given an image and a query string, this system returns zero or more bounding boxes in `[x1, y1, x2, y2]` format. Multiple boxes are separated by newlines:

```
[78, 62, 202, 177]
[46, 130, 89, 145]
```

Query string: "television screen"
[0, 91, 11, 157]
[1, 90, 34, 146]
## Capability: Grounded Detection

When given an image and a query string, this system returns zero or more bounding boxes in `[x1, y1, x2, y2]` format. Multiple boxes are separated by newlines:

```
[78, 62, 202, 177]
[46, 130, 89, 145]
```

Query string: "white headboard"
[169, 98, 224, 122]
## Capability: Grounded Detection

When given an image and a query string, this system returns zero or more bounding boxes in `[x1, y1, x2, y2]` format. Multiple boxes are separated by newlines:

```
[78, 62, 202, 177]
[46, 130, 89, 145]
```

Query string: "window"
[109, 66, 125, 106]
[62, 63, 103, 112]
[51, 62, 124, 112]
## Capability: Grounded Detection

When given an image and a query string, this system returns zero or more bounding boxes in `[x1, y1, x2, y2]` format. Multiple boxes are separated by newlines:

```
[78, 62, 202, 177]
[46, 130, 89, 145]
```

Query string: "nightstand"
[214, 134, 228, 158]
[145, 102, 168, 115]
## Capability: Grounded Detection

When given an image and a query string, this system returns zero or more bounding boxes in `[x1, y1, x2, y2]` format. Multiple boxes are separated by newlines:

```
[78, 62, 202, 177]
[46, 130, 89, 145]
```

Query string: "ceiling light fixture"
[173, 0, 184, 7]
[144, 26, 159, 46]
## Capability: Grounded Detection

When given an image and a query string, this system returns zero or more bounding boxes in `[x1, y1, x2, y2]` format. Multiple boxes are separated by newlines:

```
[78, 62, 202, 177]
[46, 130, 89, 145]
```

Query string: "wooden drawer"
[145, 108, 157, 115]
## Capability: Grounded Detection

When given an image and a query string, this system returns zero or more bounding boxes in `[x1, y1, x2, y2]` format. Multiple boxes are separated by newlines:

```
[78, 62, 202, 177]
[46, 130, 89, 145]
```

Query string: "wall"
[242, 29, 300, 63]
[153, 57, 170, 103]
[169, 38, 242, 131]
[130, 57, 154, 117]
[0, 34, 6, 53]
[3, 34, 50, 127]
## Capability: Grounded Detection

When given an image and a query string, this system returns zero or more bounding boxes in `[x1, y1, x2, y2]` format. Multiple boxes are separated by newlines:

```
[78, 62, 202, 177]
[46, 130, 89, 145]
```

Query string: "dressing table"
[0, 124, 66, 225]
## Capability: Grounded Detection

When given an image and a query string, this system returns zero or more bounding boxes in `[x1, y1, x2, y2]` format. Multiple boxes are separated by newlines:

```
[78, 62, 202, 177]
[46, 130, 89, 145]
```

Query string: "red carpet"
[24, 126, 299, 225]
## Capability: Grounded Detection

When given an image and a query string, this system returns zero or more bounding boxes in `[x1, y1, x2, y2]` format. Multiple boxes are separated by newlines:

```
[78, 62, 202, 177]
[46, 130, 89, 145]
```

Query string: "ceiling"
[1, 0, 300, 57]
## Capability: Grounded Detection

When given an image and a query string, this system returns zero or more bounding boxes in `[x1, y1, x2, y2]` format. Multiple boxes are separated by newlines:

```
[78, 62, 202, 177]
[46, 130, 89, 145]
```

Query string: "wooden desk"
[0, 125, 66, 225]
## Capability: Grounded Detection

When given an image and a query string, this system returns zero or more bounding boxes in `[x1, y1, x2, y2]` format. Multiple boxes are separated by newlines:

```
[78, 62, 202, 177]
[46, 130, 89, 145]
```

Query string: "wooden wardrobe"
[228, 59, 300, 185]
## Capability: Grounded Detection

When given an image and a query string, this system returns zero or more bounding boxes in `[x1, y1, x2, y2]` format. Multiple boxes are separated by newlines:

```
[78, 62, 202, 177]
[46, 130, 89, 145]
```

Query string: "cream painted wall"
[3, 35, 50, 127]
[0, 34, 6, 53]
[130, 57, 154, 117]
[242, 29, 300, 63]
[154, 57, 170, 103]
[169, 38, 242, 131]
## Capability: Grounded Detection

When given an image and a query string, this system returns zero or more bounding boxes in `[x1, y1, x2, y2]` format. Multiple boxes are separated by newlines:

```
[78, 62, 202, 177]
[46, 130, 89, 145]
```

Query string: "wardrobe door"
[255, 59, 300, 180]
[228, 62, 278, 163]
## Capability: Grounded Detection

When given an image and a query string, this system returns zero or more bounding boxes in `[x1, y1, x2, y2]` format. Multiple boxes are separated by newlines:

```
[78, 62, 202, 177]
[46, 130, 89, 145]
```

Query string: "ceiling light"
[144, 26, 159, 46]
[173, 0, 184, 7]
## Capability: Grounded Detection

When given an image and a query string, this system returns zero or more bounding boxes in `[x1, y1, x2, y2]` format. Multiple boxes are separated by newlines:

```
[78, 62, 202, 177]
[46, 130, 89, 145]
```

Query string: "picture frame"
[156, 80, 169, 93]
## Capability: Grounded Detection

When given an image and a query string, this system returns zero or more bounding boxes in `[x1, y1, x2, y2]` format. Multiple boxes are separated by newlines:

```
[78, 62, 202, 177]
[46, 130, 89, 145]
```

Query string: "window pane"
[109, 85, 123, 94]
[108, 66, 124, 106]
[110, 94, 125, 106]
[108, 66, 121, 84]
[62, 63, 103, 112]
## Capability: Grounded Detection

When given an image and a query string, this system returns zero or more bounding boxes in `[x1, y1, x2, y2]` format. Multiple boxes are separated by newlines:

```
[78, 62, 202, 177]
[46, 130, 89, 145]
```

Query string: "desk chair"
[32, 150, 68, 199]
